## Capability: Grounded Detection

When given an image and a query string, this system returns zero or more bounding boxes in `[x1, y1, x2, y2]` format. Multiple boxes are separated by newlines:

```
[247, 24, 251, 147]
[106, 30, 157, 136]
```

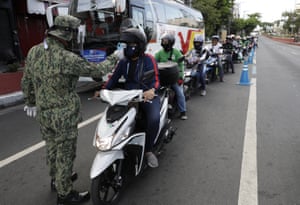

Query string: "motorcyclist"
[154, 33, 188, 120]
[185, 35, 210, 96]
[102, 27, 161, 168]
[21, 15, 119, 205]
[207, 35, 224, 82]
[222, 35, 235, 73]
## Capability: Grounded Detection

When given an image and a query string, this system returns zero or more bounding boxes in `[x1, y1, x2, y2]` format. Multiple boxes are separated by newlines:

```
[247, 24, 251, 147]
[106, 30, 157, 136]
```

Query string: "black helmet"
[120, 27, 147, 58]
[193, 35, 204, 50]
[160, 33, 175, 52]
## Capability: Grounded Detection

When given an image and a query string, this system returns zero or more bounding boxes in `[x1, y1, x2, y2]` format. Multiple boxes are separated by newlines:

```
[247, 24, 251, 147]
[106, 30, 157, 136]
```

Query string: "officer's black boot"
[51, 172, 78, 191]
[57, 190, 90, 205]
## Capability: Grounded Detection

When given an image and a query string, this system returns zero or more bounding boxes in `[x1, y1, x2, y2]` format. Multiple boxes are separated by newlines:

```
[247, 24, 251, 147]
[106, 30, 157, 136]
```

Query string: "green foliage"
[192, 0, 233, 38]
[191, 0, 262, 37]
[282, 11, 299, 35]
[231, 15, 260, 35]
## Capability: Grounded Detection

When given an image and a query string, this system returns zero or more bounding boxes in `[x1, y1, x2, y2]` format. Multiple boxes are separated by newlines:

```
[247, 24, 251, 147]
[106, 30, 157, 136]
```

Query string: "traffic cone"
[248, 50, 253, 64]
[237, 63, 252, 86]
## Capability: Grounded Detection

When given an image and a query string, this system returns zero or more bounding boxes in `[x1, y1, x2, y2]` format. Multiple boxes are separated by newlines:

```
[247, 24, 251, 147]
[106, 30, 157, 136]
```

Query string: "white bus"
[47, 0, 204, 55]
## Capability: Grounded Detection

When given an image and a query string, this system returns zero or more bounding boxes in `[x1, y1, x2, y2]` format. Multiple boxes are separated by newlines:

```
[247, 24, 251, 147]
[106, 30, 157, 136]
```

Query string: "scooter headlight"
[95, 133, 113, 151]
[94, 128, 130, 151]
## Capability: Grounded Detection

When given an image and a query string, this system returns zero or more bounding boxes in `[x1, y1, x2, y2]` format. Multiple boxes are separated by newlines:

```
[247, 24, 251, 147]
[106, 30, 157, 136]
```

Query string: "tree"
[230, 13, 260, 36]
[192, 0, 233, 38]
[282, 11, 299, 36]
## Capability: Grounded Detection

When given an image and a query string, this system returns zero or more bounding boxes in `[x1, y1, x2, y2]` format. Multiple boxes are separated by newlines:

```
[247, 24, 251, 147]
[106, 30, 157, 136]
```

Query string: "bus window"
[152, 3, 166, 23]
[132, 7, 144, 28]
[165, 5, 184, 26]
[144, 3, 156, 41]
[180, 9, 197, 28]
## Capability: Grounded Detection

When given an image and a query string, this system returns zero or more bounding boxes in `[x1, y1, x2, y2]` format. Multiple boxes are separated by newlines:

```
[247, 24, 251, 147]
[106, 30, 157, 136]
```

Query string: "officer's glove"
[113, 49, 123, 60]
[24, 105, 37, 118]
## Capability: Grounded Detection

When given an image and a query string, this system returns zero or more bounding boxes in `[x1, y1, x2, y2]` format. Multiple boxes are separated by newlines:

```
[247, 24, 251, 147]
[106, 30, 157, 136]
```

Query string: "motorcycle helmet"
[211, 35, 219, 41]
[193, 35, 204, 50]
[160, 33, 175, 52]
[120, 27, 147, 59]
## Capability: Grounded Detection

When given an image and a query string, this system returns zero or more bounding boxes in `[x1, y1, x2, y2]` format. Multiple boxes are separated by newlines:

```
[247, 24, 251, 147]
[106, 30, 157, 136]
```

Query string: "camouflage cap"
[48, 15, 81, 41]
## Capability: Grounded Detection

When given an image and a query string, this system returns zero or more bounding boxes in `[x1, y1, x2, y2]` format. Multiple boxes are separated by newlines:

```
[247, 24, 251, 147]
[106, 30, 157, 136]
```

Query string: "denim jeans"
[217, 56, 224, 79]
[140, 96, 160, 152]
[195, 63, 206, 90]
[171, 83, 187, 113]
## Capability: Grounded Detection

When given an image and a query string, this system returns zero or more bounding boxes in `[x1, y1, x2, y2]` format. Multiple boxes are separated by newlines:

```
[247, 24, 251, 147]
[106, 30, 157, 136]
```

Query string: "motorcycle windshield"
[100, 89, 143, 106]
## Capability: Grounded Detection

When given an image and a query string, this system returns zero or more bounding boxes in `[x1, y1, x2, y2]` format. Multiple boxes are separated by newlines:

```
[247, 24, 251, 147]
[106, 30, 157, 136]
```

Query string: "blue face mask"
[124, 45, 139, 58]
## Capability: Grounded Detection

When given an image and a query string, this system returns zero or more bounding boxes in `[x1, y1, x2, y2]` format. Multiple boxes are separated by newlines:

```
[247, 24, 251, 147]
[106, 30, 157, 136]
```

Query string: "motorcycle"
[157, 60, 185, 119]
[221, 49, 233, 73]
[90, 66, 177, 205]
[183, 57, 210, 99]
[183, 60, 198, 100]
[205, 53, 219, 82]
[232, 45, 243, 63]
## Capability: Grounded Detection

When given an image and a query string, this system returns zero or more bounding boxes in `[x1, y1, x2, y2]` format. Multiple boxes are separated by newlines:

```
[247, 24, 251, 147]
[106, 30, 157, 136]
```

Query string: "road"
[1, 35, 300, 205]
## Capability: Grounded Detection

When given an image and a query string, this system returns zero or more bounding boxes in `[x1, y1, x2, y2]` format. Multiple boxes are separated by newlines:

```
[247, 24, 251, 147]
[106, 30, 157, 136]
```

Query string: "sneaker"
[180, 112, 188, 120]
[145, 152, 159, 168]
[200, 89, 206, 96]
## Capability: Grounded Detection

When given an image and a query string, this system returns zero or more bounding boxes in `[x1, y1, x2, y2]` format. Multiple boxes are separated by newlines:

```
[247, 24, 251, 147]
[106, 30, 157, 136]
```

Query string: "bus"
[46, 0, 204, 79]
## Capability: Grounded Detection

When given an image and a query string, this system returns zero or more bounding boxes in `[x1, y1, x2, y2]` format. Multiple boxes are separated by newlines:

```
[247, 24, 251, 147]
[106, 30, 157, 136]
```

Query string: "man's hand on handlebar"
[143, 88, 155, 102]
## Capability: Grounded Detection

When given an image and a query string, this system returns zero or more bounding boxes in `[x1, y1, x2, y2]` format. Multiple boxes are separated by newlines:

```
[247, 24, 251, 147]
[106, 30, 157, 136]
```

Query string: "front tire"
[91, 160, 125, 205]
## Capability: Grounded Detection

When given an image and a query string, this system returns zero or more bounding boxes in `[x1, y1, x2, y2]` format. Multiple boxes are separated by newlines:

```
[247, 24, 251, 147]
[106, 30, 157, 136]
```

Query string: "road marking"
[0, 113, 103, 169]
[238, 75, 258, 204]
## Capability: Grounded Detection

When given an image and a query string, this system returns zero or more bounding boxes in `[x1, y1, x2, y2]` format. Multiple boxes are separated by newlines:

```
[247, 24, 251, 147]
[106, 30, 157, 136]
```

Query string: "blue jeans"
[192, 63, 206, 90]
[140, 96, 160, 152]
[217, 56, 224, 79]
[171, 83, 186, 113]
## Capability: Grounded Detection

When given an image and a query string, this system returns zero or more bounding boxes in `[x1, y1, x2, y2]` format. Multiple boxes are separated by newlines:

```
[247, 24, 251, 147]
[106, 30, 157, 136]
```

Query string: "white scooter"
[90, 67, 176, 205]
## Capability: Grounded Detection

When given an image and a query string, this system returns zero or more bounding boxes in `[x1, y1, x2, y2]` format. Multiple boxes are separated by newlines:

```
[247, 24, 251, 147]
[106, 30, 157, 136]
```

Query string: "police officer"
[21, 15, 118, 205]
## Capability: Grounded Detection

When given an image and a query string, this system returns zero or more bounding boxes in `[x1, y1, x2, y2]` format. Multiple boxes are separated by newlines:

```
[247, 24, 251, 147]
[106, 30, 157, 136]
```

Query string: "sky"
[236, 0, 299, 22]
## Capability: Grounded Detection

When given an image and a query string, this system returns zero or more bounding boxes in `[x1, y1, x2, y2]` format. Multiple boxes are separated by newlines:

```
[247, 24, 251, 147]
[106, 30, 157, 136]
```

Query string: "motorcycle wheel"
[91, 160, 125, 205]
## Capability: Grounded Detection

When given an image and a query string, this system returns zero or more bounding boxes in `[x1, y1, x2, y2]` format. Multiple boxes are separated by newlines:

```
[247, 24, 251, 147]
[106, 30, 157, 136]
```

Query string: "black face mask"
[194, 42, 203, 51]
[124, 45, 140, 59]
[161, 43, 172, 52]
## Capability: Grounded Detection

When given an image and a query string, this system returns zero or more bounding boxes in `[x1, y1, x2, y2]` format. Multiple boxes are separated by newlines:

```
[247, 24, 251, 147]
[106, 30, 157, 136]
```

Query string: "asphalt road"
[1, 35, 300, 205]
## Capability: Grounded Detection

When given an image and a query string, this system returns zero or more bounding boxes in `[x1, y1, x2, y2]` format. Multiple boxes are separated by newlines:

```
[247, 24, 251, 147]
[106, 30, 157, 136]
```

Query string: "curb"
[0, 91, 24, 109]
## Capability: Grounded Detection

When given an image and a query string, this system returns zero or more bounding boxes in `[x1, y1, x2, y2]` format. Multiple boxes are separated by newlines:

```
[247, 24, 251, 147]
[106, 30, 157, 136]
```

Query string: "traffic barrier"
[237, 63, 252, 86]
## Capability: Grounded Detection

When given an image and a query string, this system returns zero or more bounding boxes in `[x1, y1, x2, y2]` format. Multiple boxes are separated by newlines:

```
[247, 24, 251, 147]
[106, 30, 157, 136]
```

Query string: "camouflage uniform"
[21, 15, 118, 196]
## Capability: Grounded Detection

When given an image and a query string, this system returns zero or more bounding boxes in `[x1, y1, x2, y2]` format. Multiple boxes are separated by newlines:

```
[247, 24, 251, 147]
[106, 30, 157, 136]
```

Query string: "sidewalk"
[0, 91, 24, 109]
[0, 78, 100, 109]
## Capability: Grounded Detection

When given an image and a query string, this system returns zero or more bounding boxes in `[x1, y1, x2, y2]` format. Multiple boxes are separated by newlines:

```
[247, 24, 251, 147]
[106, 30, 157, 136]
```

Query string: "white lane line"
[0, 113, 103, 169]
[238, 77, 258, 205]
